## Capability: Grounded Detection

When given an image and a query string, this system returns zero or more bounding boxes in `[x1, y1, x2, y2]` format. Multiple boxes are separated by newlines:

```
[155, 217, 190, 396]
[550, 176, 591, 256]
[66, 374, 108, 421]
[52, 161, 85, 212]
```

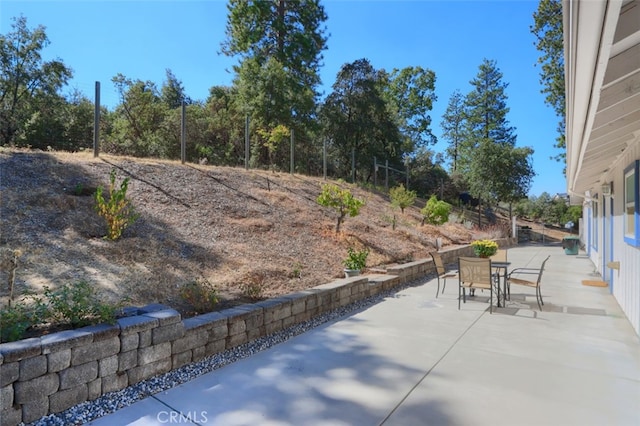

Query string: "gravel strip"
[28, 275, 433, 426]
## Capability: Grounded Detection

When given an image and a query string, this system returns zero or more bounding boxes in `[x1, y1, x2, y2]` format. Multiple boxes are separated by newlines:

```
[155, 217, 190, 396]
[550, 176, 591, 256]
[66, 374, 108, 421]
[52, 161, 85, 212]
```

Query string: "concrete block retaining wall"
[0, 240, 510, 425]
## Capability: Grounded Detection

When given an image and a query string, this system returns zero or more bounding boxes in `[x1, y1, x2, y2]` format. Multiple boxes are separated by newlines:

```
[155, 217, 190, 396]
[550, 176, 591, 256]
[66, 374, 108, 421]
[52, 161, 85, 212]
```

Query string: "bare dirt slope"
[1, 148, 478, 315]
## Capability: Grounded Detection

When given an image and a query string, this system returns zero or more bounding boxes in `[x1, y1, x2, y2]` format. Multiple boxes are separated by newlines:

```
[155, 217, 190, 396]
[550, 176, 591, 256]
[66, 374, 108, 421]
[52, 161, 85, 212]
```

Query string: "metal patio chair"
[430, 251, 458, 298]
[458, 256, 494, 313]
[507, 255, 551, 311]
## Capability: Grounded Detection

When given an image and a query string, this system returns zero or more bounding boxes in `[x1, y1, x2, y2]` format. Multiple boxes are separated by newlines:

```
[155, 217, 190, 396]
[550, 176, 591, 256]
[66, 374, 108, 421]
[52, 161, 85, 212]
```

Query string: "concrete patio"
[88, 243, 640, 426]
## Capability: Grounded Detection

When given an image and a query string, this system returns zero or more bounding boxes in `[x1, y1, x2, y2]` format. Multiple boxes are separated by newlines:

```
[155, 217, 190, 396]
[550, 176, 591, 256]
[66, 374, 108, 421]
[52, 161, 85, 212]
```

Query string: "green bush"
[421, 195, 451, 225]
[95, 168, 139, 240]
[0, 301, 46, 343]
[1, 281, 121, 342]
[342, 247, 369, 270]
[316, 183, 365, 233]
[44, 281, 120, 328]
[389, 184, 417, 213]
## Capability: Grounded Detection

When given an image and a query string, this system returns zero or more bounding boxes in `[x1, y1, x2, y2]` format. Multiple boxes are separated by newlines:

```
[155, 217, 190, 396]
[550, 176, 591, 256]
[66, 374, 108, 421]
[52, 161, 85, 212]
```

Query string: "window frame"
[591, 195, 598, 250]
[624, 160, 640, 247]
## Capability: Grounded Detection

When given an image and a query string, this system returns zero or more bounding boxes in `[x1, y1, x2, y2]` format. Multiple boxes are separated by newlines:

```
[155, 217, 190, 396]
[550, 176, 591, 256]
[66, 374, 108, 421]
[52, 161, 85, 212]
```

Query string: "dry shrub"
[475, 223, 510, 239]
[240, 271, 266, 300]
[179, 278, 219, 314]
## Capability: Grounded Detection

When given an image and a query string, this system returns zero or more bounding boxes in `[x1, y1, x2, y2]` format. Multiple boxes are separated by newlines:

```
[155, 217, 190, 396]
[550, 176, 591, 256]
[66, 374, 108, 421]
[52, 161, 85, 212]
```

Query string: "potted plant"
[471, 239, 498, 258]
[343, 247, 369, 277]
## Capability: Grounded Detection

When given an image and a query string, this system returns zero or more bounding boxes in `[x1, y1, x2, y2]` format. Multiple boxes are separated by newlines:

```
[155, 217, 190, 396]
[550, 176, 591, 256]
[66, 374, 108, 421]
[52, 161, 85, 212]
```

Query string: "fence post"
[385, 159, 389, 191]
[180, 101, 186, 164]
[351, 148, 355, 183]
[405, 157, 409, 188]
[93, 81, 100, 158]
[323, 139, 327, 180]
[245, 115, 250, 170]
[374, 157, 377, 188]
[290, 128, 294, 175]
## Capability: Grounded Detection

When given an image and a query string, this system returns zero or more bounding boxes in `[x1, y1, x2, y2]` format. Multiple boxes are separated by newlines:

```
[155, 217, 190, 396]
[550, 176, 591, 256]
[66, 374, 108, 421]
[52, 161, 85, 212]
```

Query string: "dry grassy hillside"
[0, 148, 479, 316]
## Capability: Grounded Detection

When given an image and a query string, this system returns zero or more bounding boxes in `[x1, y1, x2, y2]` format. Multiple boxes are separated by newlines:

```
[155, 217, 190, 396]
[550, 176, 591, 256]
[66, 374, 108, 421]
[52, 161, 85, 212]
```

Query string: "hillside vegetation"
[1, 148, 479, 316]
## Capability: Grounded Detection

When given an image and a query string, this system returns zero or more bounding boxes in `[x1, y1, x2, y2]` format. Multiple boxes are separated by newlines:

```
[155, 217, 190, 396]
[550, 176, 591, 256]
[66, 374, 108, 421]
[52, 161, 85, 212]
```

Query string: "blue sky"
[0, 0, 565, 197]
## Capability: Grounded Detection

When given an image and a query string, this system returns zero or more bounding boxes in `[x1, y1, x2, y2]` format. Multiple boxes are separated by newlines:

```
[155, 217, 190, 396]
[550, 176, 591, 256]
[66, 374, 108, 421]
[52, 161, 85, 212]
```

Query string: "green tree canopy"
[381, 66, 438, 151]
[455, 59, 535, 227]
[531, 0, 565, 165]
[441, 90, 466, 172]
[161, 69, 191, 109]
[222, 0, 328, 169]
[320, 58, 401, 182]
[108, 73, 167, 157]
[0, 16, 72, 146]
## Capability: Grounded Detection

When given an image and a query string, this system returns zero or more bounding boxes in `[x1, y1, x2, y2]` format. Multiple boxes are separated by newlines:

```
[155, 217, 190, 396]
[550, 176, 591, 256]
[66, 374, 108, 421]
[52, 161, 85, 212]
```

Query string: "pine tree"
[221, 0, 328, 168]
[531, 0, 565, 164]
[441, 90, 466, 172]
[461, 59, 534, 224]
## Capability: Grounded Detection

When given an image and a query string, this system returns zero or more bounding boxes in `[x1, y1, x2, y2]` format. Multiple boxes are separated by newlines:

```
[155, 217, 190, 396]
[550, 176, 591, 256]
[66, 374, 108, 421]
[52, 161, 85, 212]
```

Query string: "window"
[624, 160, 640, 247]
[591, 196, 598, 250]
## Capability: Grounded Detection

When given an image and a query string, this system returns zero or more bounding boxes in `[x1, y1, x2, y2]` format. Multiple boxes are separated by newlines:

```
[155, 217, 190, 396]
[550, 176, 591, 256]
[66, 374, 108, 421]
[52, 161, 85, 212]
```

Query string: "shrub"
[241, 273, 266, 301]
[421, 195, 451, 225]
[389, 184, 417, 213]
[291, 261, 303, 279]
[95, 168, 139, 240]
[257, 125, 290, 171]
[0, 300, 47, 343]
[44, 281, 120, 328]
[180, 278, 219, 314]
[316, 183, 364, 233]
[342, 247, 369, 270]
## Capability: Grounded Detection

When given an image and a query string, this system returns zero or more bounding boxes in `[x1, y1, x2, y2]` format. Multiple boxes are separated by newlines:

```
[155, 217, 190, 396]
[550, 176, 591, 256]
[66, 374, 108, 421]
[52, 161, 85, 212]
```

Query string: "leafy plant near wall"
[0, 300, 47, 343]
[342, 247, 369, 271]
[43, 281, 122, 328]
[0, 281, 124, 343]
[179, 278, 219, 314]
[95, 168, 139, 240]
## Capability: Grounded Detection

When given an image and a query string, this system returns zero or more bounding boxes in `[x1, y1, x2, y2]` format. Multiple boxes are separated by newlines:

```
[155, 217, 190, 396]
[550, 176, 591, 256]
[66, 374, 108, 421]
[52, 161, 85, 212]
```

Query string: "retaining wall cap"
[117, 315, 160, 333]
[222, 306, 262, 319]
[120, 306, 142, 317]
[367, 274, 400, 284]
[231, 304, 264, 314]
[182, 316, 212, 331]
[254, 297, 291, 309]
[41, 329, 93, 354]
[142, 309, 181, 326]
[190, 311, 226, 324]
[313, 281, 346, 291]
[0, 338, 42, 362]
[281, 291, 314, 302]
[138, 303, 171, 313]
[339, 276, 369, 284]
[76, 323, 120, 341]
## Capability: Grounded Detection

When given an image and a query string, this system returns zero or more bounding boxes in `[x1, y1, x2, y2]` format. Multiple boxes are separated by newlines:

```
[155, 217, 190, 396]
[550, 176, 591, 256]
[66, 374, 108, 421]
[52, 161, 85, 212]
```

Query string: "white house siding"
[565, 0, 640, 337]
[584, 145, 640, 336]
[614, 146, 640, 336]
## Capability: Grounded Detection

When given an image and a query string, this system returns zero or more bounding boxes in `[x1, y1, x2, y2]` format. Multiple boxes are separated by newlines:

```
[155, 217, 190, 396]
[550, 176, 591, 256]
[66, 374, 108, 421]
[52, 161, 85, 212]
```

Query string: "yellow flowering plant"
[471, 239, 498, 257]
